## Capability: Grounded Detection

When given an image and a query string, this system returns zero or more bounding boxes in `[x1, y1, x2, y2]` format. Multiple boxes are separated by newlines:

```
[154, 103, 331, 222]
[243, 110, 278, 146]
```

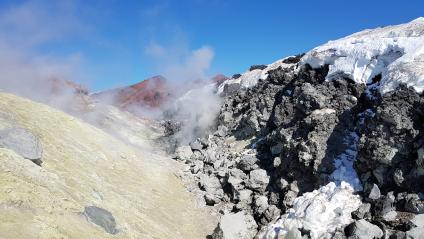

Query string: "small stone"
[368, 184, 381, 200]
[352, 203, 371, 220]
[190, 139, 203, 151]
[273, 157, 282, 168]
[247, 169, 269, 193]
[254, 196, 269, 215]
[83, 206, 118, 234]
[237, 154, 258, 171]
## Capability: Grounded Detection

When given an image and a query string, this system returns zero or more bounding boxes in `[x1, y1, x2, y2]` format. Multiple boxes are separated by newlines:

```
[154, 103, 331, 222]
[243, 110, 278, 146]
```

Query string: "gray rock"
[234, 189, 253, 210]
[405, 194, 424, 214]
[210, 212, 257, 239]
[83, 206, 118, 234]
[384, 229, 406, 239]
[237, 154, 258, 171]
[352, 203, 371, 220]
[253, 195, 269, 215]
[406, 227, 424, 239]
[247, 169, 269, 192]
[0, 127, 43, 166]
[262, 205, 281, 223]
[345, 219, 383, 239]
[175, 145, 193, 161]
[190, 139, 204, 151]
[369, 184, 381, 200]
[215, 125, 228, 137]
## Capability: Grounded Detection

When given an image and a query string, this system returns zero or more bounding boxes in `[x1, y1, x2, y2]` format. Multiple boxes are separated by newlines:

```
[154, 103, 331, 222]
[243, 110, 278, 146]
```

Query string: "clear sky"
[0, 0, 423, 91]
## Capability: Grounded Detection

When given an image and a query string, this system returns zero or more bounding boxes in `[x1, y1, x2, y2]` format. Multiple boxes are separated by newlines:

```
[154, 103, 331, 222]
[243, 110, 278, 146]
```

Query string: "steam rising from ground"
[146, 42, 222, 143]
[0, 1, 222, 145]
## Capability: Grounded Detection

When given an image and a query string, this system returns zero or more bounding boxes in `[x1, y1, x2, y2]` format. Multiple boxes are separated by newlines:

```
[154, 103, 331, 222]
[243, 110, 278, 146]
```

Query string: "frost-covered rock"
[302, 17, 424, 94]
[217, 57, 299, 95]
[261, 182, 361, 239]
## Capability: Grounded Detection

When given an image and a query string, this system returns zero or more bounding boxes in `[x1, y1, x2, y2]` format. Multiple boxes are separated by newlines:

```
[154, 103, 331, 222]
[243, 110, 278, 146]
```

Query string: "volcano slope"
[0, 92, 215, 239]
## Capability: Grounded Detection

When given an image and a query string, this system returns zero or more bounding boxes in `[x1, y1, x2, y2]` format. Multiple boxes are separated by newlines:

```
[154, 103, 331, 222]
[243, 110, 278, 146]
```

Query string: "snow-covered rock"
[302, 17, 424, 94]
[217, 58, 296, 95]
[261, 182, 361, 239]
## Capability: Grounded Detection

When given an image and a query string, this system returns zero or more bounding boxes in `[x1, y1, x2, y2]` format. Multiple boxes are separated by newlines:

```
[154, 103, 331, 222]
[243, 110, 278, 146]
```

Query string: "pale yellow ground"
[0, 93, 215, 239]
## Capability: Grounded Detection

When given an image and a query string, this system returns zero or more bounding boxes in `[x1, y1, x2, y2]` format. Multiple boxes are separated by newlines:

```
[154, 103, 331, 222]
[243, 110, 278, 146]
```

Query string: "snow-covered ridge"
[217, 58, 296, 94]
[302, 17, 424, 94]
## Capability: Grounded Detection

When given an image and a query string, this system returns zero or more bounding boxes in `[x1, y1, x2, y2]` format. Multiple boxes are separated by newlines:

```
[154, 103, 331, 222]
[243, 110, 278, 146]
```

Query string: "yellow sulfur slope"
[0, 92, 215, 239]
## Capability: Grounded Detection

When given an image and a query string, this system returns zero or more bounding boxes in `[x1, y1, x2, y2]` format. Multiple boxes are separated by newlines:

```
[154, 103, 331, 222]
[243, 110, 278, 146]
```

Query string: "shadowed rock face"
[84, 206, 118, 235]
[0, 127, 42, 166]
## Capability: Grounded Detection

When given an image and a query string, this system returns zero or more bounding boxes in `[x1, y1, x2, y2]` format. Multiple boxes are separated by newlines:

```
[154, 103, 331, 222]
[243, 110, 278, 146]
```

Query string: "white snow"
[330, 132, 363, 192]
[262, 182, 361, 239]
[217, 58, 296, 94]
[301, 17, 424, 94]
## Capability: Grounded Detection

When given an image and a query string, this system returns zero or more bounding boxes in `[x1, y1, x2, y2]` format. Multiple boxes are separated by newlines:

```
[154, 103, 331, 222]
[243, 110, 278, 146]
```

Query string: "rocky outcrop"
[172, 59, 424, 238]
[0, 127, 43, 166]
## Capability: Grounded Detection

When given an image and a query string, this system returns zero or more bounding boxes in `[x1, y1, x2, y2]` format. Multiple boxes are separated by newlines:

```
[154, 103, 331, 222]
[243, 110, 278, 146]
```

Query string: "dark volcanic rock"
[356, 85, 424, 194]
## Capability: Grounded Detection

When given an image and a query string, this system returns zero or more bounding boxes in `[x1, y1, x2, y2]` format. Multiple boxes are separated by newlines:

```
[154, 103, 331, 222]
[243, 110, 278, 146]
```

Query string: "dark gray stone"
[84, 206, 118, 234]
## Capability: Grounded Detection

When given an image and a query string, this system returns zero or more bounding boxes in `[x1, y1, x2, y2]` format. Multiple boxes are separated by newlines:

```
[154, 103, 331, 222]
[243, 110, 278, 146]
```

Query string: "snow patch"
[330, 132, 363, 191]
[262, 182, 361, 239]
[301, 17, 424, 94]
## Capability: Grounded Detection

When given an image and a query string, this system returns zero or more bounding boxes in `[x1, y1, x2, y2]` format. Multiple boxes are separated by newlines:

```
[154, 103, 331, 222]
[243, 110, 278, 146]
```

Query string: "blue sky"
[0, 0, 423, 91]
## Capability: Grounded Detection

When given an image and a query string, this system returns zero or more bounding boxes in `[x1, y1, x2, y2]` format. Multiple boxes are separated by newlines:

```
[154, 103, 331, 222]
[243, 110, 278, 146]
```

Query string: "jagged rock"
[190, 139, 204, 151]
[237, 154, 258, 171]
[215, 126, 228, 137]
[369, 184, 382, 200]
[175, 145, 193, 161]
[356, 86, 424, 193]
[210, 212, 258, 239]
[253, 195, 269, 215]
[83, 206, 118, 234]
[405, 194, 424, 214]
[345, 219, 383, 239]
[249, 65, 267, 71]
[352, 203, 371, 220]
[384, 229, 406, 239]
[199, 175, 224, 204]
[261, 205, 281, 224]
[234, 189, 253, 210]
[247, 169, 269, 193]
[0, 127, 43, 166]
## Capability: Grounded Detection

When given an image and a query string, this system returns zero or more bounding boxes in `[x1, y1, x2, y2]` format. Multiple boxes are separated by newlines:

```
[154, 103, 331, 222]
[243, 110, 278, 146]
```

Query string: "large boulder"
[0, 127, 43, 166]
